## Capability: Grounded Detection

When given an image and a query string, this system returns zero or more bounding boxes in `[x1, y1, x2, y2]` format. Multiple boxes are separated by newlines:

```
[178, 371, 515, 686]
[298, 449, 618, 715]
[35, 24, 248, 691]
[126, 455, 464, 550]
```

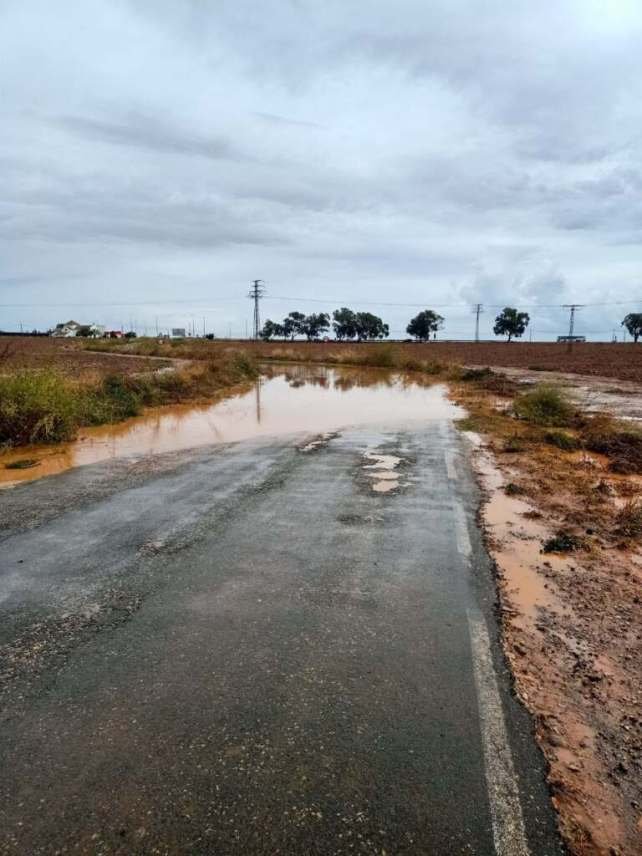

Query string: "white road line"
[454, 503, 472, 558]
[445, 449, 457, 480]
[468, 608, 531, 856]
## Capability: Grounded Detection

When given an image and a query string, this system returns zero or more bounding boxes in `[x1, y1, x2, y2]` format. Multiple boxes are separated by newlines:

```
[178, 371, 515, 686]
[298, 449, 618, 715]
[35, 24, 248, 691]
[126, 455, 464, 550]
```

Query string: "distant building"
[557, 335, 586, 343]
[171, 328, 187, 338]
[51, 320, 82, 337]
[51, 320, 105, 338]
[105, 330, 124, 339]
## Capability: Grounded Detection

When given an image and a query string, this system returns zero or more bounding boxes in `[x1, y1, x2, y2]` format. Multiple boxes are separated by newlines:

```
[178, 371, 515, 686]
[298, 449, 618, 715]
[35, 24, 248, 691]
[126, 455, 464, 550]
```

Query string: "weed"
[615, 501, 642, 540]
[581, 414, 642, 474]
[0, 370, 79, 445]
[461, 367, 493, 381]
[542, 531, 584, 553]
[503, 435, 525, 453]
[504, 482, 525, 495]
[545, 430, 580, 451]
[513, 385, 574, 427]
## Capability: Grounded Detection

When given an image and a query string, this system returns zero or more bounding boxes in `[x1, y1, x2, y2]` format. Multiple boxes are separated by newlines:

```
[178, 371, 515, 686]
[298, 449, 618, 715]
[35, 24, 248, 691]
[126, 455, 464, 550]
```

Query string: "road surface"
[0, 417, 562, 854]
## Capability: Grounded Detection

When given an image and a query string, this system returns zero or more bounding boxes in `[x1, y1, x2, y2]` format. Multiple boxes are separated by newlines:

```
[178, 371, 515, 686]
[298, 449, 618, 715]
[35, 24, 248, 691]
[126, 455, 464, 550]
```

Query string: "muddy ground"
[455, 370, 642, 855]
[0, 335, 171, 377]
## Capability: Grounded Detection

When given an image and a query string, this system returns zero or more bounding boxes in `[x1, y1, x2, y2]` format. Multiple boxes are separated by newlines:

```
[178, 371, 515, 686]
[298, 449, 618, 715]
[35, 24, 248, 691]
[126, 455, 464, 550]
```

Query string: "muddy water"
[0, 364, 461, 488]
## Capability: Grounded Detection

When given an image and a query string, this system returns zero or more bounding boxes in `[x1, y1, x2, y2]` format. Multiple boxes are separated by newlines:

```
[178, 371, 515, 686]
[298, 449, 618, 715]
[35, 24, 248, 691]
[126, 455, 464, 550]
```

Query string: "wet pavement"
[0, 366, 562, 854]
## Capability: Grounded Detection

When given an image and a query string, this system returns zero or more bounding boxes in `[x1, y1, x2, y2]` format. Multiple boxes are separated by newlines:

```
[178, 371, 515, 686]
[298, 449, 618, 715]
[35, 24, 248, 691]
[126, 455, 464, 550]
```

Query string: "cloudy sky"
[2, 0, 641, 339]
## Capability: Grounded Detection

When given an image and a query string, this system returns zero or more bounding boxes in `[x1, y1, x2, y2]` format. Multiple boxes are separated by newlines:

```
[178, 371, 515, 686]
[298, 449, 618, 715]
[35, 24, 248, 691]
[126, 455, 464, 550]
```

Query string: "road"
[0, 419, 562, 854]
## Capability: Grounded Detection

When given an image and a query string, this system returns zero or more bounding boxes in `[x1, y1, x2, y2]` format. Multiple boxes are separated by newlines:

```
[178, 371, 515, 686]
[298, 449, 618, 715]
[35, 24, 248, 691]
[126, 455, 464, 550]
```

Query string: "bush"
[545, 430, 580, 451]
[513, 385, 574, 427]
[0, 370, 79, 445]
[503, 435, 525, 453]
[542, 531, 584, 553]
[615, 500, 642, 540]
[581, 415, 642, 474]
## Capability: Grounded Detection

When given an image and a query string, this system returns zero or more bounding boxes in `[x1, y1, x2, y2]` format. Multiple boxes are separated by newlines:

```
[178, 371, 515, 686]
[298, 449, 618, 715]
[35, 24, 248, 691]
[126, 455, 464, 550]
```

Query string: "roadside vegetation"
[0, 353, 257, 448]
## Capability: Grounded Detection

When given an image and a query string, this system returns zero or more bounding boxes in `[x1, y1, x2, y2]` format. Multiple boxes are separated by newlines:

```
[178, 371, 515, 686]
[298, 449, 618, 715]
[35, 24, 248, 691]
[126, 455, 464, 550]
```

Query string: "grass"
[0, 353, 258, 448]
[580, 414, 642, 474]
[544, 430, 580, 451]
[513, 385, 575, 427]
[615, 500, 642, 540]
[542, 531, 584, 553]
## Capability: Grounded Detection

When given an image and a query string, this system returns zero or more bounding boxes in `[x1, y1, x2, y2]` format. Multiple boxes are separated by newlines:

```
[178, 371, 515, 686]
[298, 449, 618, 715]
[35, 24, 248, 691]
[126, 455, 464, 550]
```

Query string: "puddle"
[0, 364, 461, 487]
[363, 450, 405, 493]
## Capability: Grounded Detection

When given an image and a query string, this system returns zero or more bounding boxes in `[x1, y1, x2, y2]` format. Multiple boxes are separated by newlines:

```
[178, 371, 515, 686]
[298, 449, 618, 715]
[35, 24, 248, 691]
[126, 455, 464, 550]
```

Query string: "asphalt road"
[0, 420, 562, 855]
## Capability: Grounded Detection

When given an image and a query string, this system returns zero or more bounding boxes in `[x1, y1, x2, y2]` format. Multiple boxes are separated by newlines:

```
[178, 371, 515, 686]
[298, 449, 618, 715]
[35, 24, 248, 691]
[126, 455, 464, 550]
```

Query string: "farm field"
[84, 337, 642, 383]
[0, 335, 171, 377]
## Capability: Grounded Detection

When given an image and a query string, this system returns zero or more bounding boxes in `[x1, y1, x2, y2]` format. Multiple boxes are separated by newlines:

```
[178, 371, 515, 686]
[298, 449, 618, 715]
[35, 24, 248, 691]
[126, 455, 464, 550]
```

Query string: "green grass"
[544, 430, 580, 451]
[513, 385, 574, 427]
[0, 354, 258, 448]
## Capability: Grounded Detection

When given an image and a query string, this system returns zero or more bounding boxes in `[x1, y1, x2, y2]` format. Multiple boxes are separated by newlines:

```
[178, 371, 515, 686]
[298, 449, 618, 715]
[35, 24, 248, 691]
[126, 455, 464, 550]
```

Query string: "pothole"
[363, 450, 405, 493]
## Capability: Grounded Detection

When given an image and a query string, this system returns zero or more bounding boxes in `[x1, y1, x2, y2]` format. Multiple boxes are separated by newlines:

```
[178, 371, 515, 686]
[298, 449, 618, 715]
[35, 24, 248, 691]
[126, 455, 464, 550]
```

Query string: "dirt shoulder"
[453, 373, 642, 855]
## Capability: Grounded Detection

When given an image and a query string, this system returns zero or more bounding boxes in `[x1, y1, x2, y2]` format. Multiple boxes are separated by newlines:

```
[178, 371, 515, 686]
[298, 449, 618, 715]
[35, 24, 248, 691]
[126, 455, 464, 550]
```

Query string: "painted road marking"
[454, 502, 472, 558]
[445, 449, 457, 480]
[468, 609, 530, 856]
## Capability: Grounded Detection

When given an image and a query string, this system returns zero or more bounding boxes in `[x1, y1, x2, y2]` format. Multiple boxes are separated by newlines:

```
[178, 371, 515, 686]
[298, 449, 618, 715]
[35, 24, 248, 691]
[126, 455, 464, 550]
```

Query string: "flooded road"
[1, 364, 457, 487]
[0, 363, 562, 855]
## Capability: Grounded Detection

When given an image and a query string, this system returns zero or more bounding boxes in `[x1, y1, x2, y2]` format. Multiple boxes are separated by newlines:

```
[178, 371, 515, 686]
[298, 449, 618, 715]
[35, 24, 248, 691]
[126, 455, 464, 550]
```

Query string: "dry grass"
[79, 336, 642, 381]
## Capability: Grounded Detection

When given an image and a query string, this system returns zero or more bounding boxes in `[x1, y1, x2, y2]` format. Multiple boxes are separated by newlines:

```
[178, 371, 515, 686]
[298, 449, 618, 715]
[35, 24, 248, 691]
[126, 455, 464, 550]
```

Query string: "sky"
[1, 0, 641, 340]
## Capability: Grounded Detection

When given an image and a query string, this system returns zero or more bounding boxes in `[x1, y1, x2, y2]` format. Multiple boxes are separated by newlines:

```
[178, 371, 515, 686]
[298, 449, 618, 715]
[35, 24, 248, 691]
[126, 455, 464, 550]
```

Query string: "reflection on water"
[0, 363, 461, 487]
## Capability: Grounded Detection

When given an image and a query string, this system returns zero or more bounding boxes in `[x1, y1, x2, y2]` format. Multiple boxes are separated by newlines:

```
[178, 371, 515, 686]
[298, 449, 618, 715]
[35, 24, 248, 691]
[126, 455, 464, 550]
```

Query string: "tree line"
[260, 308, 642, 342]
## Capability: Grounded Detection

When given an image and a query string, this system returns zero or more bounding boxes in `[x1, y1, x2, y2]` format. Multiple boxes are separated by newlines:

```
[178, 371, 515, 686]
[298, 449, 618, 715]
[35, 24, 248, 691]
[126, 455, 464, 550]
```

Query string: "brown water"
[0, 364, 461, 488]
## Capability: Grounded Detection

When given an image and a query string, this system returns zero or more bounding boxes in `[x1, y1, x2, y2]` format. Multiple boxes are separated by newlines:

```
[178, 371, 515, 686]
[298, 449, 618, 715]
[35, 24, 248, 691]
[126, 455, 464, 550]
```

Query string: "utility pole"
[562, 304, 583, 351]
[248, 280, 265, 340]
[472, 303, 484, 342]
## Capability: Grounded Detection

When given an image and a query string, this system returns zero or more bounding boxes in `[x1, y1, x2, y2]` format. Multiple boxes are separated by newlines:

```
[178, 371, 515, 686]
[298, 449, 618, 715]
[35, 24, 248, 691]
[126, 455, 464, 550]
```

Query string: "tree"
[260, 319, 285, 341]
[493, 307, 529, 342]
[354, 312, 389, 341]
[301, 312, 330, 340]
[406, 310, 444, 341]
[622, 313, 642, 343]
[332, 307, 357, 340]
[124, 330, 137, 339]
[283, 311, 306, 340]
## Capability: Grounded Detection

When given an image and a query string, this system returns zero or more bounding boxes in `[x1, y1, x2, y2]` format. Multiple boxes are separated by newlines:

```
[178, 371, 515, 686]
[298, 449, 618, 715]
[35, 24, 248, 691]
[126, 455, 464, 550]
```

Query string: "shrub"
[513, 385, 574, 427]
[542, 531, 584, 553]
[545, 430, 580, 451]
[581, 414, 642, 474]
[504, 482, 524, 495]
[503, 435, 525, 453]
[0, 370, 79, 445]
[615, 500, 642, 540]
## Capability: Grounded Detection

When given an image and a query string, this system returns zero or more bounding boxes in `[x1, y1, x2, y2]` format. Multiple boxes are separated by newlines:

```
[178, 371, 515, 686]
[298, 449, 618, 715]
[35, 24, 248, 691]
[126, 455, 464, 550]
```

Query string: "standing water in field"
[0, 364, 461, 487]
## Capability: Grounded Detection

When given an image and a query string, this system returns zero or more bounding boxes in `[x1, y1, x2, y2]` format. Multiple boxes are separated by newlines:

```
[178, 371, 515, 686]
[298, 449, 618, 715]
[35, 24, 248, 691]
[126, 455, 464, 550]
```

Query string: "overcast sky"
[2, 0, 641, 339]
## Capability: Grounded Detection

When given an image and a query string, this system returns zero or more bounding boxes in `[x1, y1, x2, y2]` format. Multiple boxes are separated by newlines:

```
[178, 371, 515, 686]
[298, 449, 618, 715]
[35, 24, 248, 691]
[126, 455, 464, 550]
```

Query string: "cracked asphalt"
[0, 415, 563, 854]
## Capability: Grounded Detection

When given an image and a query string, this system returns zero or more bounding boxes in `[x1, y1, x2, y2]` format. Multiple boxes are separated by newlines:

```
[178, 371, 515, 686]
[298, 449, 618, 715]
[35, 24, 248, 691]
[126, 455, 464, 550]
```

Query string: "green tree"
[354, 312, 389, 341]
[493, 307, 529, 342]
[301, 313, 330, 340]
[622, 313, 642, 343]
[406, 310, 444, 341]
[332, 307, 357, 340]
[260, 320, 285, 341]
[283, 311, 306, 340]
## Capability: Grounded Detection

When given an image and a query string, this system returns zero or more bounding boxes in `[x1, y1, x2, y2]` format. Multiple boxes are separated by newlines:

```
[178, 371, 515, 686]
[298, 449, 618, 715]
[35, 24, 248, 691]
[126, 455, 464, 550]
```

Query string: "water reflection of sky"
[1, 364, 462, 487]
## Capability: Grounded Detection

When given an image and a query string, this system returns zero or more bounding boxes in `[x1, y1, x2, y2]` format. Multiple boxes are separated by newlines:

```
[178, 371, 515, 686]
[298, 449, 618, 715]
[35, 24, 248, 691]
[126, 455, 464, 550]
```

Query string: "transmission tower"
[248, 280, 265, 340]
[472, 303, 484, 342]
[562, 304, 584, 338]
